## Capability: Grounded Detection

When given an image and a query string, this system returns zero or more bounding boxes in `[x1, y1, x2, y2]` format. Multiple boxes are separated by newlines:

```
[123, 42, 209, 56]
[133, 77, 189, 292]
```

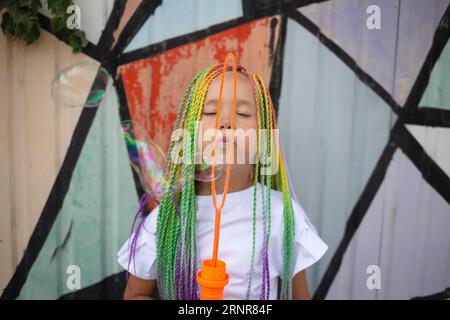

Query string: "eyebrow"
[205, 98, 252, 106]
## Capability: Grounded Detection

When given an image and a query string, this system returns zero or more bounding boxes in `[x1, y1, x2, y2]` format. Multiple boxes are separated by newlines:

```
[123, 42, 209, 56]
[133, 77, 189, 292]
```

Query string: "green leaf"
[46, 0, 60, 11]
[67, 30, 80, 46]
[14, 8, 33, 34]
[47, 0, 70, 14]
[29, 0, 42, 15]
[1, 0, 86, 53]
[67, 29, 87, 52]
[50, 16, 65, 32]
[20, 0, 33, 9]
[24, 21, 39, 44]
[1, 1, 18, 13]
[1, 11, 15, 36]
[78, 30, 88, 47]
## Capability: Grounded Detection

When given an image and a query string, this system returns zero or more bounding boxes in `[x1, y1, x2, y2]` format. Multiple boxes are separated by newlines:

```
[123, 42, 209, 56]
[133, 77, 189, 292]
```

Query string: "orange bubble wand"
[196, 52, 238, 300]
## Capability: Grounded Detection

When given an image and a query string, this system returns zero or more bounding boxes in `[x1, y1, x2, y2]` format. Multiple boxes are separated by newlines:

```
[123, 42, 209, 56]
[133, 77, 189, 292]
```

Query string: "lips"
[222, 136, 235, 144]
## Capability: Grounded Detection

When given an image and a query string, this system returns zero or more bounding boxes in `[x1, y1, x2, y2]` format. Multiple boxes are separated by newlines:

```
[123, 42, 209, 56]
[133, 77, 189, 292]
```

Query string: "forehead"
[205, 72, 254, 101]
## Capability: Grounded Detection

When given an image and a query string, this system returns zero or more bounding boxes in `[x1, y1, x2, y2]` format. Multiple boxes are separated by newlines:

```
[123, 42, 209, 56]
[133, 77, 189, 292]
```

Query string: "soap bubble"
[120, 120, 226, 202]
[194, 155, 224, 182]
[52, 61, 110, 108]
[120, 120, 167, 200]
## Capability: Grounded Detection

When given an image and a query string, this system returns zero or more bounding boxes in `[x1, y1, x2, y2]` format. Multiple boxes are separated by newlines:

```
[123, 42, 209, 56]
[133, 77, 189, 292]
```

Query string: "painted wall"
[1, 0, 449, 300]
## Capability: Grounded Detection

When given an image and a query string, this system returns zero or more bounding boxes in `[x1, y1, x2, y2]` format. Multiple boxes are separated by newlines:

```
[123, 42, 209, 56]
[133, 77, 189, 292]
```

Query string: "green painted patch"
[17, 82, 139, 299]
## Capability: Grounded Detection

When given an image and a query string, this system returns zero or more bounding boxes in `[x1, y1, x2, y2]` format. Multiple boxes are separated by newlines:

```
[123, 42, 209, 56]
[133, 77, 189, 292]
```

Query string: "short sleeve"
[117, 206, 159, 280]
[292, 200, 328, 276]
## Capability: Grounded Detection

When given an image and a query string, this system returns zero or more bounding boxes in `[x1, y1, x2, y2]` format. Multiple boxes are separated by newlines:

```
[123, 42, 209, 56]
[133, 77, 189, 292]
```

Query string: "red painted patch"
[119, 16, 280, 160]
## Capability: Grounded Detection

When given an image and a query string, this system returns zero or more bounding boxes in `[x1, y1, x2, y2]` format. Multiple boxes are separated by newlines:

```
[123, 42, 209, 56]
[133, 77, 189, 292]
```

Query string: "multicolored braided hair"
[151, 62, 297, 300]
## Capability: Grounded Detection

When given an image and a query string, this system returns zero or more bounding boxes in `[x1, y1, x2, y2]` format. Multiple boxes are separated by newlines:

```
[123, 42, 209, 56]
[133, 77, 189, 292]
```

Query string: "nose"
[218, 110, 232, 130]
[219, 123, 232, 130]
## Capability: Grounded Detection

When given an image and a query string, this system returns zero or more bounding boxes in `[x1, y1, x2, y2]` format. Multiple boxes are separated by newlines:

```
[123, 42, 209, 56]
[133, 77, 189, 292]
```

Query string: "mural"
[1, 0, 449, 300]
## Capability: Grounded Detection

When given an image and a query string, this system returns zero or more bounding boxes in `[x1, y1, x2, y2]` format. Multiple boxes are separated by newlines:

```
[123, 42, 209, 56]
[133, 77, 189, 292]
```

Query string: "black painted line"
[313, 118, 450, 299]
[1, 3, 137, 300]
[113, 75, 147, 200]
[118, 0, 329, 65]
[401, 107, 450, 128]
[242, 0, 257, 20]
[313, 121, 401, 300]
[286, 8, 403, 117]
[37, 13, 101, 62]
[268, 15, 288, 116]
[411, 287, 450, 300]
[1, 106, 99, 300]
[96, 0, 128, 63]
[112, 0, 162, 56]
[117, 16, 248, 65]
[285, 2, 450, 299]
[403, 4, 450, 111]
[394, 123, 450, 205]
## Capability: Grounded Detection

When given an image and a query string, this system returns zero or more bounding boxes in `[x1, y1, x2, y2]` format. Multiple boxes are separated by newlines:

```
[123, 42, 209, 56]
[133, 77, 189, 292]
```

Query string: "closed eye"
[203, 112, 251, 117]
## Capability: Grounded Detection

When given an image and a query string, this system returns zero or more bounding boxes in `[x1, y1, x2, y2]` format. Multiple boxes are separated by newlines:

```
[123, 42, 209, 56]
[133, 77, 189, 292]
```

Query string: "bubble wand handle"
[196, 52, 238, 300]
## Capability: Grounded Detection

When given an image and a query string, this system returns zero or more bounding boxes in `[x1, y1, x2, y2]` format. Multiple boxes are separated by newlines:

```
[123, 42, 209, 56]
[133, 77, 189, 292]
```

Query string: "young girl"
[117, 59, 328, 300]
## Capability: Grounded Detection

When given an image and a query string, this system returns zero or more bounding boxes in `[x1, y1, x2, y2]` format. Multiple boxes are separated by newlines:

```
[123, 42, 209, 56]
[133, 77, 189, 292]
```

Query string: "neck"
[195, 164, 255, 195]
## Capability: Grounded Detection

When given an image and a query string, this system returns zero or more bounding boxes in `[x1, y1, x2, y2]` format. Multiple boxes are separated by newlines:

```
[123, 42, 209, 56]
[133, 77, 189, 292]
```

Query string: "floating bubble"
[52, 61, 110, 108]
[194, 157, 224, 182]
[194, 136, 233, 182]
[120, 120, 226, 199]
[120, 120, 167, 200]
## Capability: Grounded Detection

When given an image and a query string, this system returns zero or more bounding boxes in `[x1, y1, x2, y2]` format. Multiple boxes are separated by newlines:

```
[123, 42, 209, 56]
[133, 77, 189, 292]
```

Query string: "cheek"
[238, 117, 258, 156]
[238, 116, 258, 132]
[198, 117, 214, 148]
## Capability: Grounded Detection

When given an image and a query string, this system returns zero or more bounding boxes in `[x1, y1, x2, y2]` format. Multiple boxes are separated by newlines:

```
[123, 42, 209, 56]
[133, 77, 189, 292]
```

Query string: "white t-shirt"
[117, 182, 328, 300]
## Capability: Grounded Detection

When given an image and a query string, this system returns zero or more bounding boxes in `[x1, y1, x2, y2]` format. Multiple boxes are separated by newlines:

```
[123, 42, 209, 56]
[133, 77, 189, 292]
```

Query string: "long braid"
[156, 65, 222, 299]
[163, 70, 206, 300]
[244, 74, 262, 299]
[253, 76, 270, 299]
[260, 76, 273, 300]
[264, 80, 295, 300]
[156, 67, 208, 299]
[180, 67, 217, 299]
[177, 68, 209, 299]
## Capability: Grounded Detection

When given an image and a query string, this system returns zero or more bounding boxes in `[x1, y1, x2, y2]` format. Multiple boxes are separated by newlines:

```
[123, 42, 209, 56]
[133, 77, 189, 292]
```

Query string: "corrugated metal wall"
[0, 30, 92, 294]
[278, 0, 450, 299]
[1, 0, 449, 300]
[0, 0, 132, 299]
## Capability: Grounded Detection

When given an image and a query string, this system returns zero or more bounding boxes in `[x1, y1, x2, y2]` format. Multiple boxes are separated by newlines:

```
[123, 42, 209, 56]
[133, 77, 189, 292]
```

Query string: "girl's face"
[199, 72, 258, 166]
